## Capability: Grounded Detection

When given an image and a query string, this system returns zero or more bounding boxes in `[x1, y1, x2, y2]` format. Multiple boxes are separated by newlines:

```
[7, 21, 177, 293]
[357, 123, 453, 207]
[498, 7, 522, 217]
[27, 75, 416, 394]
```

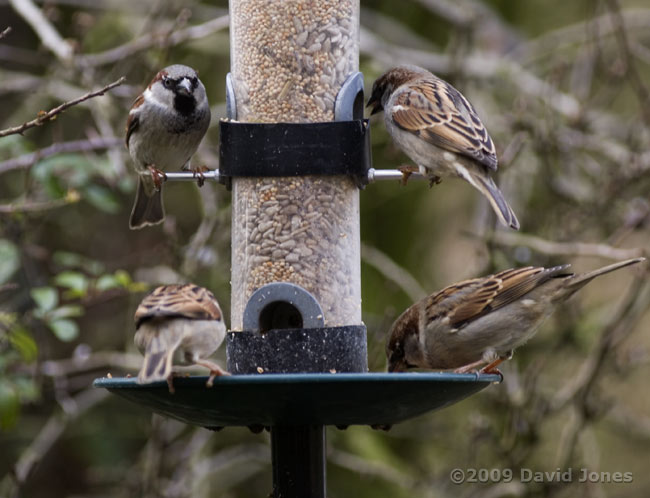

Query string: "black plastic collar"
[218, 119, 372, 188]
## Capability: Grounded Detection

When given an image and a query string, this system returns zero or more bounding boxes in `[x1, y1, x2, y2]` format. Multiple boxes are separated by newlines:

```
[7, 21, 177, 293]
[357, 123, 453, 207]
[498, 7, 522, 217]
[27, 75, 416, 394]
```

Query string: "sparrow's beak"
[387, 352, 408, 373]
[177, 77, 193, 96]
[366, 95, 382, 115]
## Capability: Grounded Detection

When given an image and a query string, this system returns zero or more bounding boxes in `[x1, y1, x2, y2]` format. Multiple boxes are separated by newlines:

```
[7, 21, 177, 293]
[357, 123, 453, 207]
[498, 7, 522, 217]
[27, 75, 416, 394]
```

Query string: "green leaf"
[30, 287, 58, 312]
[83, 184, 121, 214]
[8, 327, 38, 363]
[114, 270, 132, 287]
[96, 274, 120, 291]
[0, 240, 20, 285]
[54, 271, 88, 296]
[0, 381, 19, 430]
[48, 319, 79, 342]
[53, 251, 105, 276]
[49, 305, 84, 320]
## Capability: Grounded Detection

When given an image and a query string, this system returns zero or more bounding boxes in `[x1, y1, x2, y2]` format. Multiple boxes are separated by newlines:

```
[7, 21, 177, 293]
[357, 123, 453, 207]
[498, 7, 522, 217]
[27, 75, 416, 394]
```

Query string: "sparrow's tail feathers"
[129, 177, 164, 230]
[561, 257, 645, 296]
[469, 173, 520, 230]
[137, 334, 178, 384]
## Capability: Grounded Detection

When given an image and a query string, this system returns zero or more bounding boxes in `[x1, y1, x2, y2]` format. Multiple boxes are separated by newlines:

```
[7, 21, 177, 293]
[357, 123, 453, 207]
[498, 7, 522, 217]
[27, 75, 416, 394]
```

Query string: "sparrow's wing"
[423, 266, 567, 329]
[125, 94, 144, 149]
[390, 77, 498, 171]
[135, 284, 222, 327]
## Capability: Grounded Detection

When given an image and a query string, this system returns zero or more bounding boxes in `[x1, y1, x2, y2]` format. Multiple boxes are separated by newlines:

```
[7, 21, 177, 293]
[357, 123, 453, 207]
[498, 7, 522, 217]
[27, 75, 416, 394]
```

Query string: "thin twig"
[40, 351, 142, 377]
[361, 242, 427, 302]
[551, 276, 650, 411]
[491, 231, 646, 260]
[76, 15, 230, 68]
[604, 0, 650, 121]
[0, 136, 122, 174]
[12, 388, 108, 485]
[0, 77, 126, 138]
[0, 190, 80, 213]
[0, 26, 12, 40]
[8, 0, 74, 61]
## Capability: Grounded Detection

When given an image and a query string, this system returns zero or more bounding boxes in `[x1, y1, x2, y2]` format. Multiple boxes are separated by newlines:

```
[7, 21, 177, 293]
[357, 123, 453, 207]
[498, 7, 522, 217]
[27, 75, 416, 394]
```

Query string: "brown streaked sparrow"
[126, 64, 210, 229]
[386, 258, 645, 374]
[134, 283, 228, 393]
[367, 65, 519, 230]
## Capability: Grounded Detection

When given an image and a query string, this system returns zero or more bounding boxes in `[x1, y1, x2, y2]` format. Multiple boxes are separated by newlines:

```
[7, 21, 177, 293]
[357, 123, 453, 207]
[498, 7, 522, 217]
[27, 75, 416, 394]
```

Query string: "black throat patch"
[174, 93, 196, 117]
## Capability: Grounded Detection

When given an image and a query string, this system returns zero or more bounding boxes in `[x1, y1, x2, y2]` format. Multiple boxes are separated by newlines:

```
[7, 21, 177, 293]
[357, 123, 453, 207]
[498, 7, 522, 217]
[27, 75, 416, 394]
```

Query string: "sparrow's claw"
[428, 175, 442, 188]
[397, 165, 419, 186]
[166, 373, 176, 394]
[453, 358, 486, 374]
[480, 357, 505, 375]
[189, 165, 210, 187]
[147, 166, 167, 191]
[194, 359, 230, 388]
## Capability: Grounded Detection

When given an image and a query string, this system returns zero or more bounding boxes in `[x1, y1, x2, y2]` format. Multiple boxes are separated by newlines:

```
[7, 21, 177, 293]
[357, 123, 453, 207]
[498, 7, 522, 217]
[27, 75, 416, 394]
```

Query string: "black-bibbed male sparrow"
[387, 258, 645, 374]
[126, 64, 210, 229]
[134, 283, 228, 393]
[367, 65, 519, 230]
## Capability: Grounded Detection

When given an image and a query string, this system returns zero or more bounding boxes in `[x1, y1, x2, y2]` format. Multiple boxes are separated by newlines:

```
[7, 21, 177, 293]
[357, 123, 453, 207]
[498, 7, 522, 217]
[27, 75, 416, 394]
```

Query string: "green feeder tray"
[93, 372, 500, 428]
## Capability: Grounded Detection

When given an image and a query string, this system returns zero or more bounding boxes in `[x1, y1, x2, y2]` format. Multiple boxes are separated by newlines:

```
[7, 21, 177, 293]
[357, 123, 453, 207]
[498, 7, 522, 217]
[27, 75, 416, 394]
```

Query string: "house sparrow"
[367, 65, 519, 230]
[134, 283, 228, 393]
[386, 258, 645, 374]
[126, 64, 210, 229]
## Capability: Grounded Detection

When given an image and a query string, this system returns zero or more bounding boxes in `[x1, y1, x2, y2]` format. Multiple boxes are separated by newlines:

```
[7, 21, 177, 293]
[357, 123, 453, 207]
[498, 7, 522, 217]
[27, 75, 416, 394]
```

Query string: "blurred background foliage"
[0, 0, 649, 497]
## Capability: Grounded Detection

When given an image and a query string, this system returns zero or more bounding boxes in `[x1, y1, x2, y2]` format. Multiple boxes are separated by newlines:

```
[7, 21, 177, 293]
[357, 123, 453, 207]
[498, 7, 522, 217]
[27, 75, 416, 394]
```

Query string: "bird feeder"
[95, 1, 499, 497]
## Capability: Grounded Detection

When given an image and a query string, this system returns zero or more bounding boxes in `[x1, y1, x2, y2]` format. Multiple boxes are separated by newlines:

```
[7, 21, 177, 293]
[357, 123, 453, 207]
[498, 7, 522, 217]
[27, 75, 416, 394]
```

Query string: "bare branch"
[491, 231, 646, 260]
[0, 190, 80, 213]
[0, 136, 122, 174]
[8, 0, 74, 61]
[551, 276, 650, 411]
[40, 351, 142, 378]
[11, 388, 108, 485]
[604, 0, 650, 122]
[0, 26, 12, 40]
[361, 242, 427, 302]
[0, 77, 126, 138]
[76, 15, 230, 68]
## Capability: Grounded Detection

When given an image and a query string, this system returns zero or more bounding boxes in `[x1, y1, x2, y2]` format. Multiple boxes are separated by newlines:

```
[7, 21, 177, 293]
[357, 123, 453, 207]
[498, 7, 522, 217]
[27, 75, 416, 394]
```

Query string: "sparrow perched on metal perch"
[367, 65, 519, 230]
[134, 284, 228, 393]
[126, 64, 211, 229]
[386, 258, 645, 374]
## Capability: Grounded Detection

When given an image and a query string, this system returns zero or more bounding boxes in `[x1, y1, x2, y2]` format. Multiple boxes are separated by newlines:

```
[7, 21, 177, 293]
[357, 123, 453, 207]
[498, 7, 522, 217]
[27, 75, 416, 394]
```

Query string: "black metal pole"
[271, 425, 326, 498]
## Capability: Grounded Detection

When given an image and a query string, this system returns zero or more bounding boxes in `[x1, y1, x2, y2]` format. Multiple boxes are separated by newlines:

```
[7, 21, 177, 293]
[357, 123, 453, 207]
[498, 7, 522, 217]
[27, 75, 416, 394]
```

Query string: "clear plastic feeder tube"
[229, 0, 361, 330]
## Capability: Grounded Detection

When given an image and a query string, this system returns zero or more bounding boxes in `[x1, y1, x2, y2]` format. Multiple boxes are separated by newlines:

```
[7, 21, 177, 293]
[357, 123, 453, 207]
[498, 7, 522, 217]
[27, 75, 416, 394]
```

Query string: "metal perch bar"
[161, 168, 427, 183]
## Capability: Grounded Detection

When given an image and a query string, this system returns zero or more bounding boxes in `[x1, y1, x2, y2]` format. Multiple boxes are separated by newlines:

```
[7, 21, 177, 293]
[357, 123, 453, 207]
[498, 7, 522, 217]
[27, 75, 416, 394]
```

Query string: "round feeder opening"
[259, 301, 303, 332]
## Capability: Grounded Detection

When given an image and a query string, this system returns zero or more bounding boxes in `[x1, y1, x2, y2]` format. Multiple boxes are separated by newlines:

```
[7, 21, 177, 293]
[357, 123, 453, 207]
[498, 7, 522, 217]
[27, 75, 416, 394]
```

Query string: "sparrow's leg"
[453, 358, 487, 374]
[147, 165, 167, 191]
[193, 359, 230, 388]
[397, 165, 419, 186]
[166, 372, 176, 394]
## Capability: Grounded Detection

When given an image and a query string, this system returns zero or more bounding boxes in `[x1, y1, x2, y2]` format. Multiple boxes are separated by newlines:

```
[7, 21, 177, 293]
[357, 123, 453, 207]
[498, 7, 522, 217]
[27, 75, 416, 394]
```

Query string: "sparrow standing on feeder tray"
[367, 65, 519, 230]
[134, 284, 228, 393]
[386, 258, 645, 374]
[126, 64, 211, 229]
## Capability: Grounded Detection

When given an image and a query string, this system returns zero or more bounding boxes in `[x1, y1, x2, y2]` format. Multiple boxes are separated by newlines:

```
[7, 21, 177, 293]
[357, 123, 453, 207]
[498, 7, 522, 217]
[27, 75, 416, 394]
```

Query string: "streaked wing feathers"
[125, 94, 144, 149]
[391, 78, 497, 170]
[135, 284, 222, 326]
[424, 266, 562, 329]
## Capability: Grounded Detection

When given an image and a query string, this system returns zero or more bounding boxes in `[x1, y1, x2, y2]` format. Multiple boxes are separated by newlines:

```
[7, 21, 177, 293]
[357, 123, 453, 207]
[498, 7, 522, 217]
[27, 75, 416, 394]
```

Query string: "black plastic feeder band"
[218, 119, 372, 188]
[227, 325, 368, 375]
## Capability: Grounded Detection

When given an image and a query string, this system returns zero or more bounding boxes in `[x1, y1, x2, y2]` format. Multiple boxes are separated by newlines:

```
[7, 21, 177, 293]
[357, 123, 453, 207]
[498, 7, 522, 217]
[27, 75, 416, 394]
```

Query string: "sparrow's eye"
[162, 77, 173, 89]
[190, 77, 198, 88]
